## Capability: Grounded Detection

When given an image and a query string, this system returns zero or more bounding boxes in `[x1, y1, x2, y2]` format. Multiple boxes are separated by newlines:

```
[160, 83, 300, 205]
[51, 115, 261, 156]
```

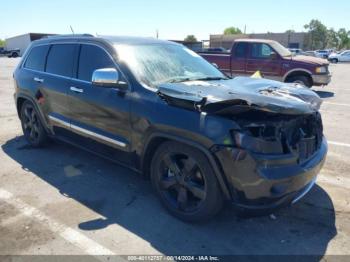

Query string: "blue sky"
[0, 0, 348, 40]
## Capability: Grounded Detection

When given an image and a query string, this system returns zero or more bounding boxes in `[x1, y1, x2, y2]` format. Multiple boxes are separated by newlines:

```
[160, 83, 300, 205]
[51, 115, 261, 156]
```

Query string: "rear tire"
[20, 100, 48, 147]
[11, 52, 19, 58]
[150, 141, 223, 222]
[287, 75, 312, 88]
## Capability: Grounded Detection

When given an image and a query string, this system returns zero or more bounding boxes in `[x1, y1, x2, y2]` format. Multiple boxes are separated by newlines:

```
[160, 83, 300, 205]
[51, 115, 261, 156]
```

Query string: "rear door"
[21, 45, 50, 104]
[43, 44, 77, 132]
[67, 43, 132, 163]
[230, 42, 248, 76]
[246, 42, 282, 79]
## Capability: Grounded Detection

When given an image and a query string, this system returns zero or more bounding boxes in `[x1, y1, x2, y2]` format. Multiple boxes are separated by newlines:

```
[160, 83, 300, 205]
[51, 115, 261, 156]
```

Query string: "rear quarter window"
[24, 45, 50, 71]
[46, 44, 76, 77]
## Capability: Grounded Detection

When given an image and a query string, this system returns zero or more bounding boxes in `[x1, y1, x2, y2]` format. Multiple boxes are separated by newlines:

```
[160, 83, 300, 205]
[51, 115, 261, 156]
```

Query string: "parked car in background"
[288, 48, 302, 55]
[328, 50, 350, 63]
[315, 50, 332, 59]
[303, 51, 317, 57]
[201, 47, 228, 53]
[199, 39, 331, 87]
[0, 47, 20, 58]
[13, 35, 327, 222]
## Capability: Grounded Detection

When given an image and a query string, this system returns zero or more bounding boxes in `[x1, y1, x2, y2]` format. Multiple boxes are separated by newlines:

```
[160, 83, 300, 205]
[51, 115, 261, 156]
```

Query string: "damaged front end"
[231, 111, 323, 162]
[158, 77, 327, 210]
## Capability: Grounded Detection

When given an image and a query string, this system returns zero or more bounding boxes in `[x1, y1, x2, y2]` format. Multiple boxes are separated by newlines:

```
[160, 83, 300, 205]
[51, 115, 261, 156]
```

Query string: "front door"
[67, 43, 132, 163]
[245, 43, 282, 80]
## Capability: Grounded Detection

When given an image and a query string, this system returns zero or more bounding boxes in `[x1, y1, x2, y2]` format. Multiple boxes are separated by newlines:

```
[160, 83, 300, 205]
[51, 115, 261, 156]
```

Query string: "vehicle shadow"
[1, 137, 337, 257]
[315, 91, 335, 99]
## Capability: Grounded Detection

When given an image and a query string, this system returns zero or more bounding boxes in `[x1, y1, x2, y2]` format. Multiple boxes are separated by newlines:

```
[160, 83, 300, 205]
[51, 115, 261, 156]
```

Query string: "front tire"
[20, 101, 48, 147]
[150, 141, 223, 222]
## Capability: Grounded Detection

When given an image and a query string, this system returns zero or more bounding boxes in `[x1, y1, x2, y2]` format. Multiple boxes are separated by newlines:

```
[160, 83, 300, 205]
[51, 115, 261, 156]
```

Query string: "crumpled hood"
[288, 55, 329, 66]
[158, 77, 322, 115]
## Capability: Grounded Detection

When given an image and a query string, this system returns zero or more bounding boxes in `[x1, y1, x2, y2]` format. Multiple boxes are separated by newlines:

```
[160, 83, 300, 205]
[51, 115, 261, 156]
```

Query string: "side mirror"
[270, 52, 277, 59]
[92, 68, 127, 89]
[212, 63, 219, 68]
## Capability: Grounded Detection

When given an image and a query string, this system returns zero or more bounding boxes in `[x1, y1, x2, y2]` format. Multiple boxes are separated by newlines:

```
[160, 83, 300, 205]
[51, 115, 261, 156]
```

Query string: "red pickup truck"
[199, 39, 331, 87]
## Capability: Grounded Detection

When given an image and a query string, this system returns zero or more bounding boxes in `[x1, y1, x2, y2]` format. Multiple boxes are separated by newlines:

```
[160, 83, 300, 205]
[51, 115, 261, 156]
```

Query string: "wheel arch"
[16, 94, 51, 134]
[283, 68, 313, 85]
[141, 132, 231, 200]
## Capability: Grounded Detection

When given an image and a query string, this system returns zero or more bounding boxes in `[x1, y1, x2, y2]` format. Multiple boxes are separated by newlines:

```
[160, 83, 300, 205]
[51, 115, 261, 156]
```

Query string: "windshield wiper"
[167, 77, 192, 83]
[162, 76, 228, 84]
[191, 76, 229, 81]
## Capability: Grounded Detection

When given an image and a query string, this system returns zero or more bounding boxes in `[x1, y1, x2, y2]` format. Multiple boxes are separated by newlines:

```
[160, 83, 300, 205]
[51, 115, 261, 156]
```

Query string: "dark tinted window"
[78, 45, 115, 82]
[46, 44, 76, 77]
[251, 43, 274, 59]
[234, 42, 247, 58]
[24, 45, 49, 71]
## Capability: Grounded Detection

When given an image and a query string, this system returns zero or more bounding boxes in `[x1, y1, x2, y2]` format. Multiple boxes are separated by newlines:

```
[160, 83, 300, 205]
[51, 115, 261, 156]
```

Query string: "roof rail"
[43, 34, 94, 39]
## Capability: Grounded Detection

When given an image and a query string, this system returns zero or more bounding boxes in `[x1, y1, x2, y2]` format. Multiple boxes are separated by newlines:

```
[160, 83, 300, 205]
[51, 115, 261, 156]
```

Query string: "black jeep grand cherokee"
[13, 35, 327, 222]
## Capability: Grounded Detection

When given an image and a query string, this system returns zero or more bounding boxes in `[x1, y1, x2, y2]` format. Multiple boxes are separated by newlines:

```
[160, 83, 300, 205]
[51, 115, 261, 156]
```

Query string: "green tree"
[223, 27, 242, 35]
[184, 35, 197, 42]
[326, 28, 339, 49]
[304, 19, 328, 50]
[0, 39, 5, 47]
[337, 28, 350, 49]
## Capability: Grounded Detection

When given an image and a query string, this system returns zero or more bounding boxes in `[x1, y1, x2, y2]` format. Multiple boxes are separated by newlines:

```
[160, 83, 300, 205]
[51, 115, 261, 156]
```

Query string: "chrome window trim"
[21, 41, 131, 89]
[48, 115, 127, 148]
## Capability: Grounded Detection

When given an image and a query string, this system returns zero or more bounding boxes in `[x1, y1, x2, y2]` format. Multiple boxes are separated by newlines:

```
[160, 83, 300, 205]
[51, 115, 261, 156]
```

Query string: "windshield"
[114, 43, 227, 87]
[270, 41, 292, 57]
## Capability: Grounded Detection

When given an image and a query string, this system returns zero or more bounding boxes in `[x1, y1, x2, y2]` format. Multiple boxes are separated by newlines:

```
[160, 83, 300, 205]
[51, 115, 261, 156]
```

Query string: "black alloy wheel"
[20, 101, 48, 147]
[151, 141, 223, 222]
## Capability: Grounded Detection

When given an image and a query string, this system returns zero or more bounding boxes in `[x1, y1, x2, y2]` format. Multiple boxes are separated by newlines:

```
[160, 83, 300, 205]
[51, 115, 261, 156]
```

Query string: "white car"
[328, 50, 350, 63]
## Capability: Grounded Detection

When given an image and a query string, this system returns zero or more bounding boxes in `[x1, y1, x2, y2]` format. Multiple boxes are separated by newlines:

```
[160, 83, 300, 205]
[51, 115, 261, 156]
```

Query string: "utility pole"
[156, 29, 159, 39]
[70, 25, 75, 35]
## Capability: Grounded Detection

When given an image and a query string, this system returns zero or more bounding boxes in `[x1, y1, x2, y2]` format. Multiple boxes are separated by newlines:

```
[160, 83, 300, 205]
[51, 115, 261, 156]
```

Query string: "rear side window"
[234, 42, 247, 58]
[24, 45, 49, 71]
[46, 44, 76, 77]
[78, 45, 115, 82]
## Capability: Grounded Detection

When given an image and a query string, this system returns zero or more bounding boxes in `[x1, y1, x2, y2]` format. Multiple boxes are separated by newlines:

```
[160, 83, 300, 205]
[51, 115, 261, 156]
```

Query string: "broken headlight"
[232, 125, 284, 154]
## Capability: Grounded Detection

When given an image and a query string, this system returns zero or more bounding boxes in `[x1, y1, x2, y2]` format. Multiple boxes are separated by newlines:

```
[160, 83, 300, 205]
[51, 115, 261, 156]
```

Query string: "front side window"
[78, 45, 115, 82]
[46, 44, 76, 77]
[114, 43, 226, 88]
[24, 45, 49, 71]
[251, 43, 274, 59]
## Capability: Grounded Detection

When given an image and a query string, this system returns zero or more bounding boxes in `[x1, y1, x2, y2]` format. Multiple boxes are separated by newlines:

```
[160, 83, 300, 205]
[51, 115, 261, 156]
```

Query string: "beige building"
[210, 32, 308, 50]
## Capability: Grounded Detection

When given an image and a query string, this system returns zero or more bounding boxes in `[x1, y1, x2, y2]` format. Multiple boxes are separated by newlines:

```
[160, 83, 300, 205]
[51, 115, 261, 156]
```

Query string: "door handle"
[70, 86, 84, 93]
[34, 77, 44, 83]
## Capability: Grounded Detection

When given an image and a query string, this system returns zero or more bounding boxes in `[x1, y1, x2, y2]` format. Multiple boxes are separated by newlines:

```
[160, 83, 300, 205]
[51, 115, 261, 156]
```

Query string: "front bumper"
[312, 73, 331, 85]
[214, 137, 327, 212]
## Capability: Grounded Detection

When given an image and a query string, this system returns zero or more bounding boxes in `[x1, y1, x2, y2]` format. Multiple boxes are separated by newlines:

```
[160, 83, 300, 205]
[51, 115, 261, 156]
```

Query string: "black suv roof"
[34, 34, 177, 46]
